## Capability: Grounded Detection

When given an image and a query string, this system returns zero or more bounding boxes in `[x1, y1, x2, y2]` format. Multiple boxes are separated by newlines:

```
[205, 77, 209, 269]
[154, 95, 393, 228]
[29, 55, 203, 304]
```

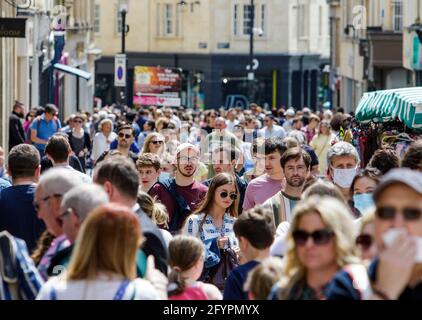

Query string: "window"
[261, 4, 266, 35]
[234, 4, 239, 36]
[392, 0, 403, 31]
[94, 4, 100, 33]
[298, 4, 309, 38]
[116, 8, 122, 34]
[164, 4, 173, 36]
[156, 3, 161, 36]
[243, 4, 253, 36]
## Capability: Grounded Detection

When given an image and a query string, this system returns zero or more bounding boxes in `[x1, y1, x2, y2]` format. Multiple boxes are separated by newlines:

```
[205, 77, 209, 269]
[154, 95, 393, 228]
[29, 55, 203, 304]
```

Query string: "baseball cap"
[176, 143, 199, 155]
[373, 168, 422, 201]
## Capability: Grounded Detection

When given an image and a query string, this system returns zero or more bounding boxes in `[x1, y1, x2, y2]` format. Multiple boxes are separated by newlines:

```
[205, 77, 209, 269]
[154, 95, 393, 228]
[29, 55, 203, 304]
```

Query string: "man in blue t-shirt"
[223, 207, 275, 300]
[31, 104, 61, 156]
[0, 144, 45, 252]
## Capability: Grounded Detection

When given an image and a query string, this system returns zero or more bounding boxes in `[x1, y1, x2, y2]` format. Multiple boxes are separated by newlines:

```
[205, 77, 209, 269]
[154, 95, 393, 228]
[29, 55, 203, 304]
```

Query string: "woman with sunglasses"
[142, 133, 166, 157]
[182, 173, 240, 287]
[270, 196, 368, 300]
[355, 210, 377, 264]
[67, 114, 91, 172]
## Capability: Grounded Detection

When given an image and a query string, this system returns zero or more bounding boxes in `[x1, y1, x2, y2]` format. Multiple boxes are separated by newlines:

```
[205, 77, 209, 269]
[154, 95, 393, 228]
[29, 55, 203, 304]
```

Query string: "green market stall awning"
[355, 87, 422, 131]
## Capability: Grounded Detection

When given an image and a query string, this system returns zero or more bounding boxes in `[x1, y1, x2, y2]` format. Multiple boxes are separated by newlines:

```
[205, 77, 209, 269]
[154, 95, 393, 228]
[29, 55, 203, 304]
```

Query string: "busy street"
[1, 0, 422, 310]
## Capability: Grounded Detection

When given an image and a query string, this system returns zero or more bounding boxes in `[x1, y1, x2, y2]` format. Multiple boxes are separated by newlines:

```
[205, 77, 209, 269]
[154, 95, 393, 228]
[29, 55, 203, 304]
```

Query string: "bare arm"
[31, 129, 47, 145]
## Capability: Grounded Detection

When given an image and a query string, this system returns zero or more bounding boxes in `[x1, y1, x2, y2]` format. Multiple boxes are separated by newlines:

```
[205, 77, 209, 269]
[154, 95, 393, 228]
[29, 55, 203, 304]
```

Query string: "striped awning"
[355, 87, 422, 131]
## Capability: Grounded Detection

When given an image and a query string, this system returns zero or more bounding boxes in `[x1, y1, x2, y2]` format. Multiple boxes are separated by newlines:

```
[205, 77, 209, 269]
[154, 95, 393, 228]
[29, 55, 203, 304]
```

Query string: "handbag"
[198, 216, 239, 291]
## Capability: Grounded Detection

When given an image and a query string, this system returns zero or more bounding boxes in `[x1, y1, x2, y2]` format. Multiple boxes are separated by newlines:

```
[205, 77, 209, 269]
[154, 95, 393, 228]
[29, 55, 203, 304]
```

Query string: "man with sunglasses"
[100, 125, 138, 164]
[34, 168, 84, 280]
[260, 114, 286, 139]
[150, 143, 208, 233]
[368, 168, 422, 300]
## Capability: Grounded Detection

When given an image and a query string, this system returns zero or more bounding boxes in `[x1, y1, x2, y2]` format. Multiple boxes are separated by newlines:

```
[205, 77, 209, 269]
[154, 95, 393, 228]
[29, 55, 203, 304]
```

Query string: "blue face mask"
[160, 172, 172, 180]
[353, 193, 375, 214]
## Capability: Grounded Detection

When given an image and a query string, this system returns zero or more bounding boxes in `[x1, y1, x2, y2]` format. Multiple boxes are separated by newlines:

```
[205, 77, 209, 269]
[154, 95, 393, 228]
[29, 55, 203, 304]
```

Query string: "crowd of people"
[1, 100, 422, 300]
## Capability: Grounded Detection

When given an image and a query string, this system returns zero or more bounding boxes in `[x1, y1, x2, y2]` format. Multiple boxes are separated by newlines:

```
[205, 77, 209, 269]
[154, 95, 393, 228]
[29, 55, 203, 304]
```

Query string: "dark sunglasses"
[376, 207, 422, 221]
[73, 119, 83, 123]
[356, 234, 373, 251]
[151, 140, 164, 145]
[220, 191, 237, 201]
[292, 229, 334, 246]
[118, 133, 132, 139]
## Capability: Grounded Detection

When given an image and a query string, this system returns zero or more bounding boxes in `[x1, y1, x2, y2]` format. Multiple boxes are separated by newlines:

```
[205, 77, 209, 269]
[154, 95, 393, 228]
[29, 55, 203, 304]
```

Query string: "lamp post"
[247, 0, 255, 103]
[119, 0, 129, 106]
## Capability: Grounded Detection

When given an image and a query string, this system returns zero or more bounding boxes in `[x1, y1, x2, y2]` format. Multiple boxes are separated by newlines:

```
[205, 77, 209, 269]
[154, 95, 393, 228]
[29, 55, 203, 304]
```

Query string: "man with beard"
[150, 143, 208, 233]
[9, 101, 26, 151]
[264, 147, 311, 227]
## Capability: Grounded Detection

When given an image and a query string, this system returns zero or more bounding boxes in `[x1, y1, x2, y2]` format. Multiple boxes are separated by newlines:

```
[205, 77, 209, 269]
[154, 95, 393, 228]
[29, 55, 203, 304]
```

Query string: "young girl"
[168, 235, 222, 300]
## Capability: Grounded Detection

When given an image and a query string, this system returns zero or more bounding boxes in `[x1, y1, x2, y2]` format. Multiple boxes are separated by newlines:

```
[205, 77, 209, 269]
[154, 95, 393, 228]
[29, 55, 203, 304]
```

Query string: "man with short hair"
[243, 138, 287, 210]
[94, 156, 168, 274]
[0, 144, 45, 252]
[223, 207, 275, 300]
[264, 147, 311, 226]
[104, 124, 138, 163]
[35, 168, 84, 279]
[136, 153, 162, 193]
[47, 184, 109, 275]
[327, 141, 360, 202]
[402, 140, 422, 173]
[260, 115, 286, 139]
[44, 134, 91, 183]
[226, 108, 239, 133]
[150, 143, 208, 233]
[31, 104, 61, 156]
[203, 145, 248, 215]
[9, 101, 26, 151]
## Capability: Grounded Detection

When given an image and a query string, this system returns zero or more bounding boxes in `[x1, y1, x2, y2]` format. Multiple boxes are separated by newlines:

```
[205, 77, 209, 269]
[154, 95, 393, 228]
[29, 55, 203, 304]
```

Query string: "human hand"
[375, 233, 416, 299]
[145, 255, 168, 300]
[217, 237, 228, 249]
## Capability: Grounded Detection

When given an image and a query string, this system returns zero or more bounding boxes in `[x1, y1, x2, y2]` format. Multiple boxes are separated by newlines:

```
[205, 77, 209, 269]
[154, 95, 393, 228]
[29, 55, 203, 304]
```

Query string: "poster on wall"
[133, 66, 182, 106]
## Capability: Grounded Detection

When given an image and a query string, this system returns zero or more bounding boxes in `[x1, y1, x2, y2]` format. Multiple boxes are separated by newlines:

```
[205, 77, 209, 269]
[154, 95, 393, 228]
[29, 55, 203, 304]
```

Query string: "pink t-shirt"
[243, 175, 283, 210]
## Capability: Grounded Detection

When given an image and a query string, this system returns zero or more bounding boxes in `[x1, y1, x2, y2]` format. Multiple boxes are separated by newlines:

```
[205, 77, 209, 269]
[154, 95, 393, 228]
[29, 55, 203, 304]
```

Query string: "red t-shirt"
[149, 181, 208, 229]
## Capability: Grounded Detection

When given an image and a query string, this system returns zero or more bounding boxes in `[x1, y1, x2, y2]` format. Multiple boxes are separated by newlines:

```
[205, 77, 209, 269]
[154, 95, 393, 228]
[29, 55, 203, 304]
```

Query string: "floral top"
[183, 213, 238, 246]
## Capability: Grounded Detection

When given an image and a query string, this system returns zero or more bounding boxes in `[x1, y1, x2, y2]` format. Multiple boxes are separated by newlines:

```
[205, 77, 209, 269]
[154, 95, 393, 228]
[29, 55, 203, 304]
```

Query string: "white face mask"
[331, 167, 357, 189]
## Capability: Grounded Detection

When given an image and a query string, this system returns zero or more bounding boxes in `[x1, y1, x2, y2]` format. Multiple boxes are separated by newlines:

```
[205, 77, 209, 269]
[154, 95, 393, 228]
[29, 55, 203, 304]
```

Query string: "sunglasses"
[356, 234, 373, 251]
[73, 119, 83, 123]
[376, 207, 422, 221]
[151, 140, 164, 145]
[220, 191, 237, 201]
[118, 133, 132, 139]
[292, 229, 334, 246]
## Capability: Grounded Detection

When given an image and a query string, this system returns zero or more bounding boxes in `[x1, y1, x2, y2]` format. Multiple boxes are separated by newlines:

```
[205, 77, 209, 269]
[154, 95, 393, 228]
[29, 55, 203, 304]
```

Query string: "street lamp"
[118, 0, 130, 106]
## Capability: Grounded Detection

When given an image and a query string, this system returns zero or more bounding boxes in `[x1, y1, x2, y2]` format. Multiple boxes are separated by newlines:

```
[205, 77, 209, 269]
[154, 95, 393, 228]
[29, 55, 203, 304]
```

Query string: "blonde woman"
[142, 133, 166, 157]
[269, 196, 369, 300]
[36, 203, 162, 300]
[91, 119, 117, 164]
[309, 120, 335, 174]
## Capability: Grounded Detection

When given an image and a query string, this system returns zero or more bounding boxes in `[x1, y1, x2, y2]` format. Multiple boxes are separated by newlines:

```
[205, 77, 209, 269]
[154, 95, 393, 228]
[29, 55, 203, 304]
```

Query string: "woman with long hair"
[167, 235, 222, 300]
[270, 196, 368, 300]
[36, 203, 162, 300]
[142, 132, 166, 157]
[182, 173, 240, 289]
[350, 167, 382, 217]
[310, 120, 336, 174]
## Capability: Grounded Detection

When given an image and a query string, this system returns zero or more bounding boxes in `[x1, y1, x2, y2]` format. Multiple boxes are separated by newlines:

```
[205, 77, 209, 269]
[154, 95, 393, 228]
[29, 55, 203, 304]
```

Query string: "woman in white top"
[91, 119, 117, 165]
[310, 120, 336, 175]
[36, 203, 162, 300]
[183, 173, 240, 272]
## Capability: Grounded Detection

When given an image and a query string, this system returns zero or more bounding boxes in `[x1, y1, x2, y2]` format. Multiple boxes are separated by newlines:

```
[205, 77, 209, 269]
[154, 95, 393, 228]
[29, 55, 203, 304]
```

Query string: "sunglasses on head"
[151, 140, 164, 145]
[376, 207, 422, 221]
[356, 233, 373, 251]
[220, 191, 237, 201]
[292, 229, 334, 246]
[118, 133, 132, 139]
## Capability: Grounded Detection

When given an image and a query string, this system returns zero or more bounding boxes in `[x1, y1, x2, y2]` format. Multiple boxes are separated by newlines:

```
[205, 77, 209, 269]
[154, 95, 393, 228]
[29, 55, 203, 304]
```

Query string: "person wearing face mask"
[327, 141, 360, 205]
[350, 168, 382, 218]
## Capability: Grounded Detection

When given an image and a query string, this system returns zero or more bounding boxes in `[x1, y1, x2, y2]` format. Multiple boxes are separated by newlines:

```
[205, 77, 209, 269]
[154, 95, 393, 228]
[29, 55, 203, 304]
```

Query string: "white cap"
[176, 143, 199, 155]
[285, 109, 295, 117]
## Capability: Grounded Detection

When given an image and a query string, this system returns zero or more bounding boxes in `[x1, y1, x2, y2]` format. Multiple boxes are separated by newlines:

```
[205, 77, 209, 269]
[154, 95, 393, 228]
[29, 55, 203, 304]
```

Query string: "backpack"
[156, 177, 192, 233]
[36, 115, 60, 133]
